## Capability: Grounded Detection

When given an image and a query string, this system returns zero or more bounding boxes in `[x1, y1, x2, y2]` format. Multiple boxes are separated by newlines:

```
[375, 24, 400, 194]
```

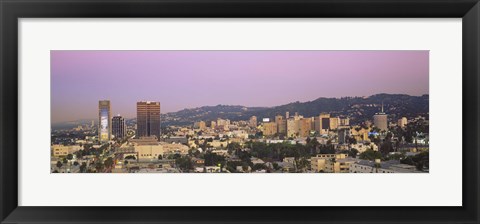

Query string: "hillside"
[162, 93, 429, 126]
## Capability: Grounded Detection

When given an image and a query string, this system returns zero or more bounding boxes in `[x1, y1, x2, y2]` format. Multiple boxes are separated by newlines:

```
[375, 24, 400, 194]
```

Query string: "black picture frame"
[1, 0, 479, 223]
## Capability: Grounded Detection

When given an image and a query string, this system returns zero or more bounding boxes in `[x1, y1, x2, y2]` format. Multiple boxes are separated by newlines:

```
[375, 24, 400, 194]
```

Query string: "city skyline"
[51, 93, 427, 124]
[51, 51, 429, 174]
[51, 50, 429, 123]
[51, 95, 430, 173]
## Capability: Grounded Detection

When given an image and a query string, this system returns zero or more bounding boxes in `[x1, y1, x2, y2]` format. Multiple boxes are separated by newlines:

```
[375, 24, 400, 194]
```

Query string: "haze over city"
[51, 50, 429, 123]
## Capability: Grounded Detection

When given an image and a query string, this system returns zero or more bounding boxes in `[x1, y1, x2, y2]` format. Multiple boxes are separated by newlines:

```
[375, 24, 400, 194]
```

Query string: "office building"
[263, 122, 278, 136]
[319, 113, 330, 134]
[98, 100, 111, 142]
[340, 117, 350, 126]
[217, 118, 230, 127]
[211, 121, 217, 129]
[112, 115, 126, 139]
[194, 121, 206, 130]
[286, 119, 298, 138]
[329, 117, 340, 130]
[249, 116, 257, 128]
[310, 154, 348, 172]
[338, 128, 349, 144]
[278, 120, 287, 135]
[137, 101, 161, 139]
[275, 115, 286, 134]
[314, 116, 321, 133]
[299, 118, 312, 137]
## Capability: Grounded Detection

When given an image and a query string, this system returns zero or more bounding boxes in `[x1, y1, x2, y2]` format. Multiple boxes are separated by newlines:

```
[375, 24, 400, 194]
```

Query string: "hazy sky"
[51, 50, 429, 123]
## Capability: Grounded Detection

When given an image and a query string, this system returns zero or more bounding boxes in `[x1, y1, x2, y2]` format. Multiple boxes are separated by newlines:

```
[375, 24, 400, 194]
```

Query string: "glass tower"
[112, 115, 126, 140]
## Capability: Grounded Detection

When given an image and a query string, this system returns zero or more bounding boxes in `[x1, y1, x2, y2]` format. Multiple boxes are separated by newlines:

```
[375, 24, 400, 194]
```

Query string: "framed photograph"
[1, 0, 479, 223]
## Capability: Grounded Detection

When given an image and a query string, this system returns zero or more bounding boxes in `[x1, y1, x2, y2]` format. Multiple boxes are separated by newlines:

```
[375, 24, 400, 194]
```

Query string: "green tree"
[175, 156, 193, 171]
[339, 149, 359, 158]
[380, 141, 394, 156]
[296, 157, 310, 171]
[56, 161, 63, 169]
[386, 153, 404, 161]
[272, 162, 280, 171]
[75, 150, 83, 160]
[95, 163, 104, 172]
[349, 148, 359, 158]
[306, 137, 311, 145]
[401, 151, 429, 171]
[227, 142, 242, 154]
[226, 161, 242, 173]
[347, 136, 357, 144]
[359, 149, 382, 161]
[204, 152, 226, 167]
[79, 162, 87, 173]
[319, 145, 335, 154]
[104, 157, 114, 169]
[125, 155, 136, 160]
[252, 163, 267, 171]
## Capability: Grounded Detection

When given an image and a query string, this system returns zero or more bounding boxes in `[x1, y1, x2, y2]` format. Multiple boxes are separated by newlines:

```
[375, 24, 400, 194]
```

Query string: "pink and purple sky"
[51, 50, 429, 123]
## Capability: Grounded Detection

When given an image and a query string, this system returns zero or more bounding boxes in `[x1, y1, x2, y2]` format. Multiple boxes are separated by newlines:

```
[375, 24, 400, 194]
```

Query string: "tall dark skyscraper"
[112, 115, 126, 140]
[98, 100, 111, 142]
[136, 101, 161, 139]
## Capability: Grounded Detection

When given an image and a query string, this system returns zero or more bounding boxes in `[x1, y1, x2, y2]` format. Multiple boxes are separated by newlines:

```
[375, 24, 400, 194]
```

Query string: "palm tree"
[56, 161, 63, 172]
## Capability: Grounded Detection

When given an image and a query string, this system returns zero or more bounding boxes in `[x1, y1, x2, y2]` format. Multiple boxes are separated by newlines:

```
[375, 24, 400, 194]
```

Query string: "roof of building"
[355, 159, 401, 169]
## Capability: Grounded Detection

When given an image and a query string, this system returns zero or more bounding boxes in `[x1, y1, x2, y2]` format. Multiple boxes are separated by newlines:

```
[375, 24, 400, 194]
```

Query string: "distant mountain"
[161, 105, 267, 126]
[162, 94, 429, 126]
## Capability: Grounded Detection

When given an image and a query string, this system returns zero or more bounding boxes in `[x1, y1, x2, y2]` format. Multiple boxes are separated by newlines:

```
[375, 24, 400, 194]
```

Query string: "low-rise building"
[325, 158, 358, 173]
[277, 162, 295, 172]
[211, 149, 228, 156]
[51, 145, 82, 157]
[135, 142, 189, 160]
[236, 166, 252, 173]
[135, 145, 164, 160]
[192, 158, 205, 167]
[130, 136, 158, 145]
[251, 157, 265, 165]
[350, 126, 371, 142]
[310, 154, 348, 172]
[210, 140, 229, 148]
[163, 136, 188, 144]
[205, 166, 222, 173]
[349, 159, 418, 173]
[161, 142, 189, 155]
[350, 142, 378, 153]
